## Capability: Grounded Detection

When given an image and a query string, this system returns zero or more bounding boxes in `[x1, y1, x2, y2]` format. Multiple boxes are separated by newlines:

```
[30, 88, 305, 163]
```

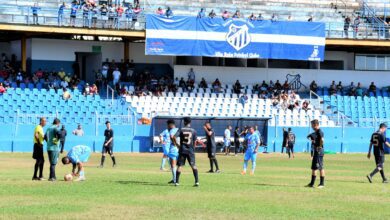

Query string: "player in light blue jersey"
[166, 120, 179, 184]
[61, 145, 91, 181]
[159, 121, 174, 171]
[241, 126, 260, 176]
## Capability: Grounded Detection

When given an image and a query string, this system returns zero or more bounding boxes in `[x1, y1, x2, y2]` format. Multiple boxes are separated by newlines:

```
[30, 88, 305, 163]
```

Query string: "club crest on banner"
[226, 24, 251, 51]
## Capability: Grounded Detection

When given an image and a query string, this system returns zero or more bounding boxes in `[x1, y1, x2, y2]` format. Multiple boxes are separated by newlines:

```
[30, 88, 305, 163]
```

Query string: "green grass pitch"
[1, 153, 390, 219]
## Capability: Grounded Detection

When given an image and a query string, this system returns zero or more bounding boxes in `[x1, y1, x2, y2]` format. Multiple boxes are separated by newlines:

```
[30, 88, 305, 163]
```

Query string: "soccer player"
[159, 123, 171, 171]
[224, 125, 232, 155]
[204, 122, 220, 173]
[366, 123, 390, 183]
[281, 128, 288, 154]
[44, 118, 62, 181]
[234, 127, 241, 156]
[165, 120, 179, 184]
[59, 125, 67, 154]
[287, 128, 296, 159]
[99, 121, 117, 168]
[172, 117, 199, 187]
[306, 119, 325, 188]
[32, 117, 46, 181]
[62, 145, 92, 181]
[241, 126, 260, 176]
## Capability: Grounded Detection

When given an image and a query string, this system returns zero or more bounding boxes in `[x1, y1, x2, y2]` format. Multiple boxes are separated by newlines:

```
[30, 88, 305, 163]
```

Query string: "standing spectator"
[32, 117, 46, 181]
[165, 7, 173, 18]
[82, 3, 90, 28]
[59, 125, 67, 154]
[353, 16, 360, 38]
[31, 3, 41, 25]
[125, 6, 133, 29]
[115, 4, 124, 29]
[58, 2, 66, 26]
[197, 8, 205, 18]
[108, 4, 115, 28]
[156, 7, 164, 16]
[70, 3, 78, 27]
[209, 10, 216, 18]
[73, 124, 85, 136]
[91, 5, 99, 28]
[344, 16, 351, 38]
[113, 67, 121, 86]
[45, 118, 62, 181]
[131, 5, 141, 30]
[336, 81, 343, 93]
[187, 68, 195, 83]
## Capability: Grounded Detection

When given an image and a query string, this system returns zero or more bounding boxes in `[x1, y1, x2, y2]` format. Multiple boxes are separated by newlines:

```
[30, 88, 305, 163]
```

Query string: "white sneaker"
[75, 176, 86, 181]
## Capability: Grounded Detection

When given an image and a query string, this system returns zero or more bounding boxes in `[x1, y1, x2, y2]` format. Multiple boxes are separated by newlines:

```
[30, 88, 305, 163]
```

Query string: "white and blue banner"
[146, 15, 325, 61]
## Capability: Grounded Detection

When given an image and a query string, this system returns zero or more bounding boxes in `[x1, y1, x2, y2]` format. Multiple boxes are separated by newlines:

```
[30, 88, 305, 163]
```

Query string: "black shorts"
[32, 143, 44, 160]
[288, 143, 294, 151]
[311, 155, 324, 170]
[207, 149, 216, 159]
[177, 153, 196, 167]
[102, 146, 113, 154]
[234, 141, 240, 148]
[375, 155, 385, 168]
[70, 15, 76, 18]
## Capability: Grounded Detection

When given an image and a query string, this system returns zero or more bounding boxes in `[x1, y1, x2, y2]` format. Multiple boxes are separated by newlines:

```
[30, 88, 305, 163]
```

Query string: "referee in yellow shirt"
[32, 117, 46, 181]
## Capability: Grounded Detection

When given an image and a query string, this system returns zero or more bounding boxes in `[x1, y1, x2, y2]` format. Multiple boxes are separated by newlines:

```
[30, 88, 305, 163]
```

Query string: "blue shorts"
[244, 151, 257, 162]
[162, 145, 170, 156]
[224, 140, 230, 147]
[168, 148, 179, 160]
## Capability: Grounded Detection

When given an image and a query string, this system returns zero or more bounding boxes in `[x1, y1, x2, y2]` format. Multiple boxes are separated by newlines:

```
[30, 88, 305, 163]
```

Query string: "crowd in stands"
[310, 80, 381, 96]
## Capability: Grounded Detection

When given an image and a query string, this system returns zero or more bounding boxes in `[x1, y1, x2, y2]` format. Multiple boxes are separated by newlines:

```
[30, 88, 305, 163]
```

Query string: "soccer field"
[1, 153, 390, 219]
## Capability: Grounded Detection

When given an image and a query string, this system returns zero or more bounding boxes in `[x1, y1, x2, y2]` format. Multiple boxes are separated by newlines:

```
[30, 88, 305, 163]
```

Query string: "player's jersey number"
[182, 132, 192, 145]
[372, 134, 379, 147]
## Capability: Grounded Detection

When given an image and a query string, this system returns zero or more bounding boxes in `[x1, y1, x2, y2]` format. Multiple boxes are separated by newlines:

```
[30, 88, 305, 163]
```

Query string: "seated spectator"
[58, 68, 66, 79]
[197, 8, 205, 18]
[209, 10, 216, 18]
[222, 10, 229, 20]
[186, 79, 194, 92]
[260, 80, 268, 92]
[0, 83, 6, 94]
[274, 80, 282, 90]
[368, 82, 377, 94]
[289, 90, 297, 101]
[165, 7, 173, 18]
[156, 7, 164, 16]
[271, 13, 278, 22]
[329, 84, 336, 95]
[60, 79, 68, 89]
[269, 80, 275, 90]
[83, 83, 91, 95]
[233, 80, 242, 94]
[212, 78, 222, 93]
[348, 82, 356, 96]
[232, 10, 241, 18]
[310, 80, 318, 93]
[16, 69, 23, 86]
[179, 77, 186, 89]
[272, 97, 279, 108]
[336, 81, 343, 93]
[35, 68, 43, 78]
[248, 13, 256, 21]
[199, 78, 207, 89]
[257, 13, 264, 21]
[72, 124, 84, 136]
[90, 84, 98, 95]
[356, 82, 363, 96]
[283, 80, 289, 91]
[302, 100, 310, 111]
[62, 88, 71, 100]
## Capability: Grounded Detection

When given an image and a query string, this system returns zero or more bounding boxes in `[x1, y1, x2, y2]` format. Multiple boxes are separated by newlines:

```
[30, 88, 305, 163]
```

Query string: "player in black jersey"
[287, 128, 296, 159]
[367, 123, 390, 183]
[172, 117, 200, 187]
[306, 119, 325, 188]
[204, 122, 220, 173]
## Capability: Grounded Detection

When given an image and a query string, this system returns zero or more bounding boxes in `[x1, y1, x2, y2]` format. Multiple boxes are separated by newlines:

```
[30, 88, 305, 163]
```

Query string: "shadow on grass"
[254, 183, 304, 188]
[115, 180, 171, 187]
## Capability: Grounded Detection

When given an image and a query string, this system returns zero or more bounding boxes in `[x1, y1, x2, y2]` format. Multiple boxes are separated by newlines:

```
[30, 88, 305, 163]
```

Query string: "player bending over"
[367, 123, 390, 183]
[165, 120, 179, 184]
[306, 119, 325, 188]
[241, 126, 260, 176]
[172, 117, 200, 187]
[62, 145, 92, 181]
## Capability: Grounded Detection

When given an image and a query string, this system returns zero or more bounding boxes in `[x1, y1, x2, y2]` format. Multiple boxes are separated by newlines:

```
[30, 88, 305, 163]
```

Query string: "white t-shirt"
[113, 70, 121, 80]
[224, 129, 231, 140]
[61, 81, 68, 88]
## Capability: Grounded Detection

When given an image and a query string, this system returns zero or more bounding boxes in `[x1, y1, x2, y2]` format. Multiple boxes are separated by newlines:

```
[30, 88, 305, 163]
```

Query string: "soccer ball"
[64, 174, 73, 181]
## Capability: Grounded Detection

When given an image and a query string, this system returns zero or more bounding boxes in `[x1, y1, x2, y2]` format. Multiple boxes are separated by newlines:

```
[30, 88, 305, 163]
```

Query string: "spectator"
[336, 81, 343, 93]
[165, 7, 173, 18]
[199, 78, 207, 89]
[248, 13, 256, 21]
[58, 2, 66, 26]
[113, 67, 121, 85]
[90, 84, 98, 95]
[272, 97, 279, 108]
[287, 15, 293, 21]
[212, 78, 222, 93]
[353, 16, 360, 38]
[82, 3, 90, 28]
[310, 80, 318, 93]
[179, 77, 186, 89]
[239, 94, 248, 107]
[197, 8, 205, 18]
[283, 80, 289, 92]
[108, 4, 115, 29]
[16, 70, 23, 86]
[187, 68, 195, 83]
[72, 124, 85, 136]
[271, 13, 278, 22]
[0, 83, 6, 94]
[84, 83, 91, 95]
[233, 80, 242, 94]
[62, 88, 71, 100]
[115, 5, 124, 29]
[344, 16, 350, 38]
[209, 10, 216, 18]
[269, 80, 275, 90]
[31, 3, 41, 25]
[69, 2, 78, 27]
[329, 83, 336, 95]
[257, 13, 264, 21]
[222, 10, 229, 20]
[368, 82, 377, 94]
[302, 100, 310, 111]
[131, 5, 141, 29]
[125, 6, 133, 29]
[260, 80, 268, 92]
[356, 82, 363, 96]
[308, 16, 313, 22]
[60, 79, 68, 89]
[156, 7, 164, 16]
[232, 10, 241, 18]
[92, 5, 99, 28]
[274, 80, 282, 90]
[347, 82, 356, 96]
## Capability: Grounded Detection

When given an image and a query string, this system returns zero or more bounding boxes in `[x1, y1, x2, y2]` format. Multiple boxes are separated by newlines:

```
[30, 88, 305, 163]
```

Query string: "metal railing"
[106, 85, 115, 106]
